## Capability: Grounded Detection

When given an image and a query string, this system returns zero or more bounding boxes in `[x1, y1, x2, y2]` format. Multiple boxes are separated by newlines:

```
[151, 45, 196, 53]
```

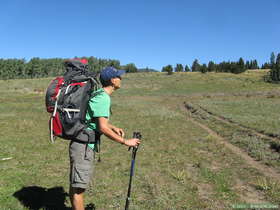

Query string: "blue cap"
[100, 66, 126, 81]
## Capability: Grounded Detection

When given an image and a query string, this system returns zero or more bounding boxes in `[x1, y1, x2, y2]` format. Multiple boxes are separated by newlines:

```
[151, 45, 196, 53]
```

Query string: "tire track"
[185, 102, 280, 157]
[195, 103, 280, 141]
[185, 106, 280, 182]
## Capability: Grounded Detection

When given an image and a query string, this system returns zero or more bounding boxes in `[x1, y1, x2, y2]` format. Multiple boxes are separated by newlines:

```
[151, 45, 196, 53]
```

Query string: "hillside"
[1, 71, 280, 209]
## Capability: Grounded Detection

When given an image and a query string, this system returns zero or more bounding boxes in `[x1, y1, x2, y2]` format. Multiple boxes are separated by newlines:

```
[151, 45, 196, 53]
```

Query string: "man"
[69, 66, 141, 210]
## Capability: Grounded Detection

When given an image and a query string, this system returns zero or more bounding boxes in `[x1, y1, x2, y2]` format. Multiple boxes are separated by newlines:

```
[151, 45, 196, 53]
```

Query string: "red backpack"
[45, 59, 100, 143]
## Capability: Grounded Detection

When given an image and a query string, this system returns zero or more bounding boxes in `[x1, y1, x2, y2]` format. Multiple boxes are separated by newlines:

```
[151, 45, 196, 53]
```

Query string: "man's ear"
[111, 78, 116, 85]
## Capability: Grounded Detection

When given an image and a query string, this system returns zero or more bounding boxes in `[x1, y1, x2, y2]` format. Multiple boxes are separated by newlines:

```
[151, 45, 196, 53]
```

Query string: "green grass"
[1, 71, 280, 209]
[186, 102, 280, 171]
[196, 96, 280, 135]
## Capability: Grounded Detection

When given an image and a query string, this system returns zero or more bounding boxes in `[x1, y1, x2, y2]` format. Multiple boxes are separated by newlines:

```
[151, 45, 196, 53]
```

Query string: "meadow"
[1, 71, 280, 209]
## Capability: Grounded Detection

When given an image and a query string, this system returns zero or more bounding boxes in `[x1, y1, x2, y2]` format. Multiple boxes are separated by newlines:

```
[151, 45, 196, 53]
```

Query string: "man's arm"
[98, 117, 140, 147]
[108, 123, 124, 137]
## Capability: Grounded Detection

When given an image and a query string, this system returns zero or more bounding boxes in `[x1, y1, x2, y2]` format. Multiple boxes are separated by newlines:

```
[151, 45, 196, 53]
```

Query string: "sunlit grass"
[1, 71, 280, 209]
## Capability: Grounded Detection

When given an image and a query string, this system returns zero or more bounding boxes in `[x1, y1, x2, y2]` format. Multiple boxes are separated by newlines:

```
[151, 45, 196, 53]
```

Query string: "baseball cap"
[100, 66, 126, 81]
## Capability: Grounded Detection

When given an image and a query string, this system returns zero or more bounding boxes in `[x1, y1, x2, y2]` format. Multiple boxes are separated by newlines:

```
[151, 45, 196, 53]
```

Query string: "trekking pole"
[125, 132, 142, 210]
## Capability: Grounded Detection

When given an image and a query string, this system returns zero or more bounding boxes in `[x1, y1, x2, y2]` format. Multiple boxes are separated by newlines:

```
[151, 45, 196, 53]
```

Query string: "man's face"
[111, 76, 122, 89]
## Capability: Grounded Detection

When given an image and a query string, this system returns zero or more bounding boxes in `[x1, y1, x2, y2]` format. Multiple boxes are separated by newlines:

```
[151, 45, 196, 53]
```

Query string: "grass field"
[1, 71, 280, 209]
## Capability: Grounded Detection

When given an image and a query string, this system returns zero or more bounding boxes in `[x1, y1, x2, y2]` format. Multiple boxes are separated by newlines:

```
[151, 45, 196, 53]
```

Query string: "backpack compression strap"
[50, 88, 62, 143]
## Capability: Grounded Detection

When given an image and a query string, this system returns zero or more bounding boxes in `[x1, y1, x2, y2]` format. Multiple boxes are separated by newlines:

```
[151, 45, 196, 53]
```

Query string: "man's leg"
[69, 186, 85, 210]
[69, 141, 94, 210]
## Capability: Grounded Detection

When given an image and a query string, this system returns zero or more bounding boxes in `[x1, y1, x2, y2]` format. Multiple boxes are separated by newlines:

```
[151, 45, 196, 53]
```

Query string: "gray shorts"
[69, 141, 94, 189]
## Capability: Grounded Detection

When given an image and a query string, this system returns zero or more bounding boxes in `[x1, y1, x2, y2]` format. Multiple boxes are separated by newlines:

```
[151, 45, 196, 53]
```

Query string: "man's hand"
[112, 127, 125, 137]
[124, 138, 141, 147]
[98, 118, 140, 147]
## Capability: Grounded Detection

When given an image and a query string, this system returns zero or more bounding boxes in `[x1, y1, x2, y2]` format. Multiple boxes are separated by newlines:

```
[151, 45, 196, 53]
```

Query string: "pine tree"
[191, 59, 200, 72]
[207, 61, 215, 72]
[238, 57, 245, 68]
[162, 65, 173, 75]
[251, 60, 259, 69]
[184, 64, 190, 72]
[270, 52, 276, 66]
[230, 62, 239, 74]
[200, 64, 207, 73]
[245, 61, 250, 69]
[269, 65, 280, 82]
[276, 53, 280, 65]
[166, 65, 173, 75]
[236, 58, 245, 73]
[175, 64, 184, 72]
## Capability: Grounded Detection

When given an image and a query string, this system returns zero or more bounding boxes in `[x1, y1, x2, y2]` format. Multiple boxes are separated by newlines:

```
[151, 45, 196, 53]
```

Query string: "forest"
[0, 56, 142, 80]
[162, 52, 280, 75]
[0, 53, 280, 82]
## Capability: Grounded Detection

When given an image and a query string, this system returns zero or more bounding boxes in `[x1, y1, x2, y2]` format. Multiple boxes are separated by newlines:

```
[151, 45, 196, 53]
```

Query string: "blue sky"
[1, 0, 279, 70]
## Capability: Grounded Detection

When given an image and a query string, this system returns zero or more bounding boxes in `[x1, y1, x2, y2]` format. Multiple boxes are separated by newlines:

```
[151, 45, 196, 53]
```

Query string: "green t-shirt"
[85, 88, 111, 149]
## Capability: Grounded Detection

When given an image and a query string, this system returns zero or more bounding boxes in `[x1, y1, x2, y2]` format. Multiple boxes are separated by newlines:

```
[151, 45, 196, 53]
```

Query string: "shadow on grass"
[13, 186, 95, 210]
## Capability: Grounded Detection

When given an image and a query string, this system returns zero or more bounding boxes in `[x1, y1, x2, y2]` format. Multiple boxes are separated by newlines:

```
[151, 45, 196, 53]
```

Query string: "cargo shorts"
[69, 141, 94, 189]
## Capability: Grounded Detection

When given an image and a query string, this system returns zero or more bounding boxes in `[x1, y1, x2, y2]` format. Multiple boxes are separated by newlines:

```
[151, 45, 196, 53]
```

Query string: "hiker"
[69, 66, 141, 210]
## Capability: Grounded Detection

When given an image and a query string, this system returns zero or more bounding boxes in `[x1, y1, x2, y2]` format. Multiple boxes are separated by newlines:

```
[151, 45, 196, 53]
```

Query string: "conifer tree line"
[162, 58, 262, 74]
[1, 53, 280, 80]
[0, 56, 140, 80]
[265, 52, 280, 82]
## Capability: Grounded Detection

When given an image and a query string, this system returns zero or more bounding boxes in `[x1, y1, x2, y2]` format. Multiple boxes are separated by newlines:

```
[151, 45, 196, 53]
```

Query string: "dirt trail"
[186, 117, 280, 204]
[187, 116, 280, 182]
[196, 104, 280, 141]
[185, 102, 280, 142]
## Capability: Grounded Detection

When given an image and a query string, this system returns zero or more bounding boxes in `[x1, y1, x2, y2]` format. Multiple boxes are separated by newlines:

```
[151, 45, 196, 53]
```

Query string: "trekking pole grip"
[128, 132, 142, 151]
